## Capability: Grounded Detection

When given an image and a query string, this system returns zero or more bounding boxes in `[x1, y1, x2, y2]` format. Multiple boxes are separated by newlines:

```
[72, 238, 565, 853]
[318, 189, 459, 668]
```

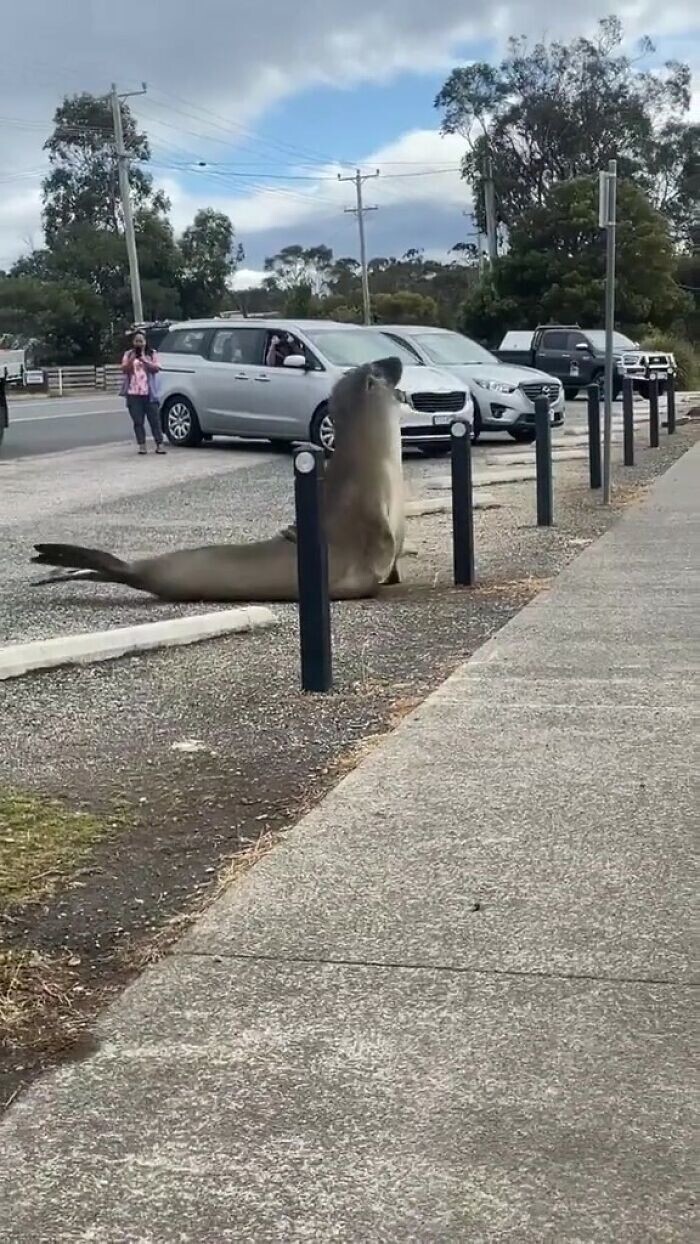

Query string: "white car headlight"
[480, 379, 518, 394]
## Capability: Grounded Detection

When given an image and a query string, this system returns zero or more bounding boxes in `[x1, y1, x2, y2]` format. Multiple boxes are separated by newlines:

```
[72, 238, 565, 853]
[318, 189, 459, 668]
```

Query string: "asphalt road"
[1, 395, 131, 460]
[2, 392, 603, 463]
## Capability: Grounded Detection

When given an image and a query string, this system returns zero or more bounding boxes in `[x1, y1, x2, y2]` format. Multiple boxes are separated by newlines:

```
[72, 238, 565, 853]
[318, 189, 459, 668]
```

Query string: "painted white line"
[9, 396, 121, 410]
[10, 408, 123, 424]
[0, 607, 278, 681]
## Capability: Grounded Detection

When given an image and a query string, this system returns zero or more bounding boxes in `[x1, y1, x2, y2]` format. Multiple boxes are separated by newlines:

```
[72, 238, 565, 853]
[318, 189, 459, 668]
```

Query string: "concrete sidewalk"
[1, 446, 697, 1242]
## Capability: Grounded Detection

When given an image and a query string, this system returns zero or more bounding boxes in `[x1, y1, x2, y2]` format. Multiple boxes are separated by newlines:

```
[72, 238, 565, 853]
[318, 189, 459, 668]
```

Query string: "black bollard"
[450, 420, 475, 586]
[667, 373, 676, 435]
[534, 397, 553, 526]
[587, 384, 602, 488]
[293, 444, 332, 693]
[0, 376, 7, 430]
[622, 377, 635, 467]
[649, 376, 660, 448]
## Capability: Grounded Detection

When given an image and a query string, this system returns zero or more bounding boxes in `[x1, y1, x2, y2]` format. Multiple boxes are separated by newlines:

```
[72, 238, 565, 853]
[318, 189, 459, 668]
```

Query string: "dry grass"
[471, 575, 554, 603]
[0, 950, 86, 1060]
[610, 480, 653, 510]
[0, 787, 108, 910]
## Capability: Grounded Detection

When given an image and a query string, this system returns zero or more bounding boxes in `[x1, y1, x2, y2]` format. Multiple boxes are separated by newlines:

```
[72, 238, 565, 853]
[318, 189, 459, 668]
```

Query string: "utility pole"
[460, 214, 485, 275]
[599, 159, 617, 505]
[339, 169, 379, 324]
[111, 82, 147, 326]
[483, 155, 498, 263]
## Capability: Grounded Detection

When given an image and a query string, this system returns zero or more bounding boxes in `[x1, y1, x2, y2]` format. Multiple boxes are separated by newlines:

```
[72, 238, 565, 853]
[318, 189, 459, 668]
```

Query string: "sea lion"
[30, 357, 406, 603]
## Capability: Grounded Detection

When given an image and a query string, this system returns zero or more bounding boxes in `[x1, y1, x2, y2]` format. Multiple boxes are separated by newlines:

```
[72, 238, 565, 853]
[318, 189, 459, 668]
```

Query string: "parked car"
[616, 345, 678, 398]
[496, 325, 675, 400]
[377, 325, 564, 443]
[0, 347, 27, 386]
[157, 319, 474, 454]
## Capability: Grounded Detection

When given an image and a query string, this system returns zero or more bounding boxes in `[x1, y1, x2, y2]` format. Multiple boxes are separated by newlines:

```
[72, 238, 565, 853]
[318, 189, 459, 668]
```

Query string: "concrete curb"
[405, 493, 501, 517]
[0, 606, 278, 681]
[485, 448, 588, 466]
[427, 466, 536, 490]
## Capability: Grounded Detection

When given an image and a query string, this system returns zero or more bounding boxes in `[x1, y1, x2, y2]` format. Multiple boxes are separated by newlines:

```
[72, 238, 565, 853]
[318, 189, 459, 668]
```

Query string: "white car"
[379, 325, 565, 442]
[158, 319, 474, 455]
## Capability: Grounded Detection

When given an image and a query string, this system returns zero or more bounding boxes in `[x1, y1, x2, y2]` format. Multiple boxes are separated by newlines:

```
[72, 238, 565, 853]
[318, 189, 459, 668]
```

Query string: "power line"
[148, 87, 346, 170]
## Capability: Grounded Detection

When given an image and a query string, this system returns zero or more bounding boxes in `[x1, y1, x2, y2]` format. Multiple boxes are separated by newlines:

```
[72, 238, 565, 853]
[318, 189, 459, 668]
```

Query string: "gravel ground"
[1, 416, 697, 1104]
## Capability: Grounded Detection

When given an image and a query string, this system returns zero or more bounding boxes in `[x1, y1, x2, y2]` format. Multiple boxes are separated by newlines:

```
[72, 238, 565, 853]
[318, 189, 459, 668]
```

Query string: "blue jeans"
[126, 395, 162, 446]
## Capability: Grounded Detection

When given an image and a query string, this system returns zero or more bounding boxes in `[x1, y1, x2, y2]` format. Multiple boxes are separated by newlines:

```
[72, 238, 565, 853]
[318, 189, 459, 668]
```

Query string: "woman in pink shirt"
[120, 331, 165, 455]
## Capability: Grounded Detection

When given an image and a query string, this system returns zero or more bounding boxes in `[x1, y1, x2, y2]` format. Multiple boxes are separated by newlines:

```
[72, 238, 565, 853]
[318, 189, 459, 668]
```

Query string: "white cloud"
[161, 129, 468, 247]
[0, 0, 696, 265]
[0, 187, 42, 271]
[231, 268, 266, 290]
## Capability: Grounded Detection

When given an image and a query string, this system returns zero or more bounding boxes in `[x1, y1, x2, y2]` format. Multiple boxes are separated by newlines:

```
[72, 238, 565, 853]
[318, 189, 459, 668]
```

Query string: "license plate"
[432, 414, 453, 426]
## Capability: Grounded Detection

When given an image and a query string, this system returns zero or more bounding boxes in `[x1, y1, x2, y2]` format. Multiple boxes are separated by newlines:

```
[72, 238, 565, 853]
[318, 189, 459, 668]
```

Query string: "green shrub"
[641, 332, 699, 391]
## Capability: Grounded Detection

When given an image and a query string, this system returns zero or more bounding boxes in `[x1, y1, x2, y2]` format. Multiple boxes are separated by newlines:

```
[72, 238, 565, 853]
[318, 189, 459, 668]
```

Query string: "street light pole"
[600, 159, 617, 505]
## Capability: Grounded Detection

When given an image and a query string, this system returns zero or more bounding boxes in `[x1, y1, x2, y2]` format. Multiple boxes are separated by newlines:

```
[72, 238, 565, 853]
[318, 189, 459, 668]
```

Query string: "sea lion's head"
[330, 357, 403, 443]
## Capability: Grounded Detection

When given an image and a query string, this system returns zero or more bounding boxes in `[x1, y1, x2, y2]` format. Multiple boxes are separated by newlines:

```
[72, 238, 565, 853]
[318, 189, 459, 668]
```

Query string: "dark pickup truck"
[497, 325, 676, 400]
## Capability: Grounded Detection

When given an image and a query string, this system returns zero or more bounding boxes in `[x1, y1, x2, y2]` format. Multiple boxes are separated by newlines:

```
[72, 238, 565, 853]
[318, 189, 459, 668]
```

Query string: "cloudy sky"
[1, 0, 697, 287]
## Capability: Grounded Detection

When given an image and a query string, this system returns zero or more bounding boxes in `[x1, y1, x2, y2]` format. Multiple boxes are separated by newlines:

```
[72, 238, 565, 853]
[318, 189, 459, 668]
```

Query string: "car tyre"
[310, 404, 335, 454]
[162, 397, 203, 448]
[508, 427, 537, 444]
[564, 386, 579, 400]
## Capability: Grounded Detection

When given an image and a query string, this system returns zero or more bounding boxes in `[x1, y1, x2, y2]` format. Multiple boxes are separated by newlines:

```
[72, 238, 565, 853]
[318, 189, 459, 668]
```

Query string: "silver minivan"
[157, 318, 474, 454]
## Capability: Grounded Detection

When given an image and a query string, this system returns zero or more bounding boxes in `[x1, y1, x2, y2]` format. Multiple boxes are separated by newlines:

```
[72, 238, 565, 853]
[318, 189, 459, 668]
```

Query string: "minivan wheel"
[162, 397, 203, 447]
[310, 405, 335, 453]
[509, 427, 537, 443]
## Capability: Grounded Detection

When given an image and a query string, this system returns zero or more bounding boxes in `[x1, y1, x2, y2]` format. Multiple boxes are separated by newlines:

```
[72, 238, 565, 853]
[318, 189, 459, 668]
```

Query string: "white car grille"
[519, 382, 560, 403]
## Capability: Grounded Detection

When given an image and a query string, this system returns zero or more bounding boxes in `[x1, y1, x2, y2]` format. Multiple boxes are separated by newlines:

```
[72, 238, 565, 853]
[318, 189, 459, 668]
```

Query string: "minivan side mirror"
[575, 342, 591, 352]
[282, 354, 307, 369]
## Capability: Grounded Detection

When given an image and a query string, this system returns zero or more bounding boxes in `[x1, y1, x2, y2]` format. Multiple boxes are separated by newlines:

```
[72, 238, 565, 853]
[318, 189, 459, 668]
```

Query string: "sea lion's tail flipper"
[31, 543, 134, 588]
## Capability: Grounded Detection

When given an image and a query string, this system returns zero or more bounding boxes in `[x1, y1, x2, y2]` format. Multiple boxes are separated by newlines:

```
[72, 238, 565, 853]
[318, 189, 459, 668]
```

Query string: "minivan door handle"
[233, 372, 248, 380]
[253, 375, 272, 383]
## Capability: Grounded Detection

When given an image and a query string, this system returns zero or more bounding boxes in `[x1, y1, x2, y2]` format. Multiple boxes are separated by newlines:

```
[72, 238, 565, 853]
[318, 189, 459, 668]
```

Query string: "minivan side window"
[209, 328, 266, 365]
[160, 328, 209, 355]
[540, 330, 569, 351]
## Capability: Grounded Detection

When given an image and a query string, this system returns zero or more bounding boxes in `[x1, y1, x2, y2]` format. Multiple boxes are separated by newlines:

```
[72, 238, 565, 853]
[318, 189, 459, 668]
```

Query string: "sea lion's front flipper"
[382, 561, 401, 586]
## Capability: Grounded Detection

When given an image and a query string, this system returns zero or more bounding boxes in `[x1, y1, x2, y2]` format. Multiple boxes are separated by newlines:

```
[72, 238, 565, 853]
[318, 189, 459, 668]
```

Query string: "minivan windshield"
[304, 328, 421, 368]
[406, 331, 497, 366]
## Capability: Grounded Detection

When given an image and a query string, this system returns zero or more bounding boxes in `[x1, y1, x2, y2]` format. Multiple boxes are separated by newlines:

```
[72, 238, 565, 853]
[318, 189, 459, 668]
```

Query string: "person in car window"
[266, 333, 301, 367]
[120, 330, 165, 455]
